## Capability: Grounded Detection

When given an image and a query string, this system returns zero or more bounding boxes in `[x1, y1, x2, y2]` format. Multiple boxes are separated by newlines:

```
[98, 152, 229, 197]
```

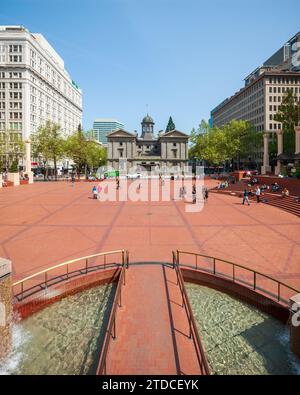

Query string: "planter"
[7, 173, 20, 186]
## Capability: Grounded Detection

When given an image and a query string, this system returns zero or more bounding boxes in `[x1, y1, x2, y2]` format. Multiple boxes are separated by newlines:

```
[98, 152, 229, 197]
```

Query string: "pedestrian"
[71, 173, 75, 188]
[179, 186, 184, 200]
[282, 188, 289, 198]
[255, 186, 261, 203]
[192, 185, 197, 204]
[116, 177, 120, 190]
[92, 185, 97, 199]
[205, 187, 209, 201]
[242, 189, 250, 206]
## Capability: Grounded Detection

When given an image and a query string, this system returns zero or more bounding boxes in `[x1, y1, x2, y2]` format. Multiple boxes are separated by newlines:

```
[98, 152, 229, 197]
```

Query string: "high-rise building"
[210, 32, 300, 167]
[93, 118, 124, 144]
[0, 25, 82, 142]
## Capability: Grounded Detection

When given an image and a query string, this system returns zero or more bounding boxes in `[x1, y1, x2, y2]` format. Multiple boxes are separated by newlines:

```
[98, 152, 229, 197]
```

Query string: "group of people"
[242, 186, 262, 206]
[242, 184, 292, 206]
[217, 181, 229, 190]
[192, 185, 209, 204]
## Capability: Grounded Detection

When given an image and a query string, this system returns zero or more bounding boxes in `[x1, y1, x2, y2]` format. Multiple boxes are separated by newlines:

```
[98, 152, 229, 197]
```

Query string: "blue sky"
[1, 0, 300, 134]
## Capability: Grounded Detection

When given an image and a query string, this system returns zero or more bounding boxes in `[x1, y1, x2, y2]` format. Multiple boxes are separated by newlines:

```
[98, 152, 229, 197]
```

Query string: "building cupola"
[141, 114, 155, 139]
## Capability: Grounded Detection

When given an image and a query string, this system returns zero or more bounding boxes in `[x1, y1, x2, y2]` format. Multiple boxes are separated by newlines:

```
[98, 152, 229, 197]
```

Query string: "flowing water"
[0, 283, 116, 375]
[186, 283, 300, 375]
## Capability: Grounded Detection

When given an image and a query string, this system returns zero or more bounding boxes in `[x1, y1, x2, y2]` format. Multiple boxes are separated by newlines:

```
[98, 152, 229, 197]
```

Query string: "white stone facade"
[0, 26, 82, 142]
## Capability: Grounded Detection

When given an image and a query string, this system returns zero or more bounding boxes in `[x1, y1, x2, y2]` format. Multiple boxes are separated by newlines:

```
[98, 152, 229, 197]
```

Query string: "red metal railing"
[96, 251, 129, 375]
[173, 251, 211, 375]
[175, 250, 300, 306]
[13, 250, 126, 301]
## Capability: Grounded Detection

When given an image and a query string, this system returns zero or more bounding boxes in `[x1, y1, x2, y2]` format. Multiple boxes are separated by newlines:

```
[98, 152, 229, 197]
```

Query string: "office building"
[211, 32, 300, 168]
[0, 25, 82, 142]
[93, 118, 124, 144]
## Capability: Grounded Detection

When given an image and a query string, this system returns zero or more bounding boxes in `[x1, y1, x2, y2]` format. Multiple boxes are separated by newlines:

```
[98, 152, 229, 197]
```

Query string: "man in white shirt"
[255, 187, 261, 203]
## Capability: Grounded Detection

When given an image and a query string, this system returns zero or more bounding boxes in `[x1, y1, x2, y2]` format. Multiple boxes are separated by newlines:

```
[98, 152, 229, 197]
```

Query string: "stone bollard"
[27, 171, 34, 184]
[0, 258, 12, 360]
[289, 293, 300, 359]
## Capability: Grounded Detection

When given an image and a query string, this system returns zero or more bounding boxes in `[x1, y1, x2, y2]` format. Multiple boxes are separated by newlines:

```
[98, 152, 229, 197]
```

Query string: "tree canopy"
[274, 89, 300, 154]
[65, 126, 107, 177]
[165, 116, 176, 132]
[31, 121, 65, 180]
[0, 131, 24, 172]
[189, 119, 261, 169]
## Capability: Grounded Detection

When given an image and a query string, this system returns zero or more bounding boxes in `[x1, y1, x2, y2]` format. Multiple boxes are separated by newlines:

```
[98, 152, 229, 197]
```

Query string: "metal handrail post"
[233, 264, 235, 282]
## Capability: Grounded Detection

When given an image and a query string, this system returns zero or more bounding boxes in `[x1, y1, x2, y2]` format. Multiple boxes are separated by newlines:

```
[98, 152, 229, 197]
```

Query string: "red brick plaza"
[0, 179, 300, 289]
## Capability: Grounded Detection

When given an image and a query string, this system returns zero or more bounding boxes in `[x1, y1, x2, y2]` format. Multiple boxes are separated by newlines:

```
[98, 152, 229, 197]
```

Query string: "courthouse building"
[107, 114, 189, 172]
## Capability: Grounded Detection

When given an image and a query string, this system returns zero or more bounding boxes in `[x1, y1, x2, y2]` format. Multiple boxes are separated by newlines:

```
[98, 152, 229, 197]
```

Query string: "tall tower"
[141, 114, 155, 139]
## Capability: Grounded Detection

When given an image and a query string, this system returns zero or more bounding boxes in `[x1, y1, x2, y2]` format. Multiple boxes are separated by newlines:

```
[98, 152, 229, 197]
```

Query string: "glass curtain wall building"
[93, 118, 124, 144]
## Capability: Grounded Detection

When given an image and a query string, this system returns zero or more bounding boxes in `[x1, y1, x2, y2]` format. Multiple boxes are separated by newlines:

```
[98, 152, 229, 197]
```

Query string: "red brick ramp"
[104, 263, 207, 375]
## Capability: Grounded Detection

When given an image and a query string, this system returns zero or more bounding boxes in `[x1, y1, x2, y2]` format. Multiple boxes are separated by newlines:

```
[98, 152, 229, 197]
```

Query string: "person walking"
[255, 186, 261, 203]
[116, 177, 120, 190]
[242, 189, 250, 206]
[205, 187, 209, 202]
[179, 186, 184, 200]
[192, 185, 197, 204]
[182, 185, 186, 200]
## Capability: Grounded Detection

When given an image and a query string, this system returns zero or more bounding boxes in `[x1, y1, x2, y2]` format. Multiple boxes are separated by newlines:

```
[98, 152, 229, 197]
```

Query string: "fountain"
[0, 258, 12, 360]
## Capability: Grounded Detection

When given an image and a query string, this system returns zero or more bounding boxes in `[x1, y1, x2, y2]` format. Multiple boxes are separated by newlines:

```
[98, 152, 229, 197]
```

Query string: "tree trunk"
[54, 156, 57, 181]
[44, 162, 46, 181]
[237, 152, 240, 171]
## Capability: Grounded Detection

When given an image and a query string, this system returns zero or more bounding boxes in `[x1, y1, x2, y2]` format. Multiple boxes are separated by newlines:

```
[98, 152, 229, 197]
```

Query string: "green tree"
[189, 125, 228, 167]
[0, 130, 24, 171]
[189, 119, 261, 170]
[274, 89, 300, 155]
[65, 126, 107, 178]
[221, 120, 261, 170]
[31, 121, 65, 180]
[165, 116, 176, 132]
